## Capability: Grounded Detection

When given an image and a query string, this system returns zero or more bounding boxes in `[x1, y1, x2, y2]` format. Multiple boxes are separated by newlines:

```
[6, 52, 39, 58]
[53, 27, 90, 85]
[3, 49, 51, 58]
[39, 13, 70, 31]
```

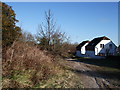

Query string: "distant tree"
[36, 9, 68, 54]
[2, 2, 22, 48]
[21, 32, 35, 43]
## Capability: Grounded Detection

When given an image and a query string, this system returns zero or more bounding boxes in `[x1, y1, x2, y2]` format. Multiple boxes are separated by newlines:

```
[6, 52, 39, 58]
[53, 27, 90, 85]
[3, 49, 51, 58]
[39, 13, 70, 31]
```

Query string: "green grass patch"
[11, 70, 33, 87]
[34, 69, 82, 88]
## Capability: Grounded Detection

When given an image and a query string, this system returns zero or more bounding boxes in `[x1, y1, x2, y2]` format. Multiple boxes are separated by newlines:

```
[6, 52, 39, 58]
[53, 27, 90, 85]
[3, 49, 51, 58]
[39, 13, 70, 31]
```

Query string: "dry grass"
[2, 41, 82, 88]
[2, 41, 58, 88]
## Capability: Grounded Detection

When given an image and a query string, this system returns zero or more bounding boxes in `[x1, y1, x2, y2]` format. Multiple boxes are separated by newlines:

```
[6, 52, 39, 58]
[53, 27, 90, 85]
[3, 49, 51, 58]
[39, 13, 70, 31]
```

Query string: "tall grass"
[2, 41, 59, 88]
[2, 41, 82, 88]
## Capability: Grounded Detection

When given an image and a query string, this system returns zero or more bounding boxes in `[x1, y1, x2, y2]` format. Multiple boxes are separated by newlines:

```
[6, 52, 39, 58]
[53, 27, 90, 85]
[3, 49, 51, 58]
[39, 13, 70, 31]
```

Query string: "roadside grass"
[3, 70, 33, 88]
[3, 60, 83, 88]
[2, 41, 83, 88]
[34, 56, 83, 88]
[75, 56, 120, 74]
[34, 69, 82, 88]
[74, 56, 120, 69]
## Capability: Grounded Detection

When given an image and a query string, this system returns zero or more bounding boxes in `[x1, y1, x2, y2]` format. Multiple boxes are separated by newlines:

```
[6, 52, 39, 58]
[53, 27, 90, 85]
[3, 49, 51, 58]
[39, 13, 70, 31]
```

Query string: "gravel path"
[63, 58, 113, 88]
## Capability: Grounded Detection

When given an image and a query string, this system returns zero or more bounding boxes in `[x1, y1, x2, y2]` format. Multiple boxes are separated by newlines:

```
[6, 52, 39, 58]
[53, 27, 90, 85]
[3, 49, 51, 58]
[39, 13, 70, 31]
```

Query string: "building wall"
[95, 40, 111, 55]
[81, 42, 89, 54]
[75, 50, 86, 57]
[75, 50, 81, 57]
[76, 38, 117, 58]
[85, 51, 105, 59]
[86, 51, 95, 57]
[95, 40, 116, 56]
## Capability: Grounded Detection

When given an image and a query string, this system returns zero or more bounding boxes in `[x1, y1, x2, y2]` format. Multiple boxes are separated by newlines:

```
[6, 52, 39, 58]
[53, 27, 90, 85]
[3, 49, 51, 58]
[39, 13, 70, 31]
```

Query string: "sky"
[5, 2, 118, 45]
[2, 0, 120, 2]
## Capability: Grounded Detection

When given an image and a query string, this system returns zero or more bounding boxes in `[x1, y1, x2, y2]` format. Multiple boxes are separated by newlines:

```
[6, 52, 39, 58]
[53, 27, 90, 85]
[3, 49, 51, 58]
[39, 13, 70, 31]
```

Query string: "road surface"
[62, 58, 120, 88]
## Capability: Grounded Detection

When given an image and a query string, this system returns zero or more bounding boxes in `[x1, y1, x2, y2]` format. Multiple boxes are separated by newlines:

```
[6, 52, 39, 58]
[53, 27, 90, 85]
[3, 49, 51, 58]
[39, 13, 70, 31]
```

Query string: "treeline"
[2, 2, 77, 58]
[2, 3, 22, 48]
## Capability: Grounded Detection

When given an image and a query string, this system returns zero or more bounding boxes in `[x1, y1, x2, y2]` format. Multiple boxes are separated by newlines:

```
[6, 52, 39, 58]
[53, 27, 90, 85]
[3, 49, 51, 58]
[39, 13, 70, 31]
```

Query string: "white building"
[75, 41, 89, 57]
[76, 36, 117, 58]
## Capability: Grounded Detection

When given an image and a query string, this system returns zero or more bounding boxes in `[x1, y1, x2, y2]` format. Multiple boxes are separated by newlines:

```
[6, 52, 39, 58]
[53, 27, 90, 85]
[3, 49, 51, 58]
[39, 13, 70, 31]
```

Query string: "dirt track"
[63, 58, 120, 88]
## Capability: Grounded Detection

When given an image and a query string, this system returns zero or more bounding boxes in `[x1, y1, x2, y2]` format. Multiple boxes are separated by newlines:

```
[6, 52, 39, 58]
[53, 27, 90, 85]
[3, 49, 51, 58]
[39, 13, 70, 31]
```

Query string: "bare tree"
[21, 32, 35, 43]
[36, 9, 68, 53]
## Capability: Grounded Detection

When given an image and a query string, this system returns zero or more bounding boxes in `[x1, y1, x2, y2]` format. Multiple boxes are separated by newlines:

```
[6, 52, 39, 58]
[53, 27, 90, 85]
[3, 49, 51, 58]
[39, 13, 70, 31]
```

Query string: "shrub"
[2, 41, 58, 87]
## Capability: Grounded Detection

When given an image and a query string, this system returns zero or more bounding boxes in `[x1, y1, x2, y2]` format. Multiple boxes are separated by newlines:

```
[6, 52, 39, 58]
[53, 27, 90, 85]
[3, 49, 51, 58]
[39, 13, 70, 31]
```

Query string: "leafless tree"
[36, 9, 68, 53]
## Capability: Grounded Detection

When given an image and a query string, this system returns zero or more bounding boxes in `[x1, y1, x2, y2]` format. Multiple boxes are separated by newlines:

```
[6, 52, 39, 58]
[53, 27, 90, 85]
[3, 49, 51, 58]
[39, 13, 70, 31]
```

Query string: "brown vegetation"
[2, 3, 80, 88]
[2, 41, 82, 88]
[2, 41, 57, 88]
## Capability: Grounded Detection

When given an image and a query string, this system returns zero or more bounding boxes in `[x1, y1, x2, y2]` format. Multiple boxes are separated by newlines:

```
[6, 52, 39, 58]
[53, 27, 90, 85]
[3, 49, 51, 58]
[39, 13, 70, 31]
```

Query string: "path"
[62, 58, 118, 88]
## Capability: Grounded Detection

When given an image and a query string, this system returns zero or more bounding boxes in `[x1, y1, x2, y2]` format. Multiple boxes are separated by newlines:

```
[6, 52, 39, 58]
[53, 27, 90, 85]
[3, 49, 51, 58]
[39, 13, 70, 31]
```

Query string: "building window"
[100, 44, 104, 48]
[109, 44, 112, 48]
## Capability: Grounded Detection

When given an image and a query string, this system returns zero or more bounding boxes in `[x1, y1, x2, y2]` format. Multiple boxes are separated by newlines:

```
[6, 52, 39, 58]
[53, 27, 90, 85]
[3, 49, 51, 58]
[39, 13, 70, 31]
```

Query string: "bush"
[2, 41, 58, 87]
